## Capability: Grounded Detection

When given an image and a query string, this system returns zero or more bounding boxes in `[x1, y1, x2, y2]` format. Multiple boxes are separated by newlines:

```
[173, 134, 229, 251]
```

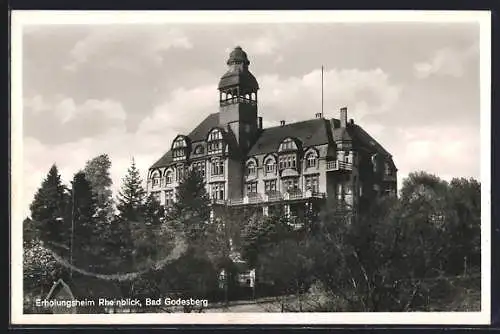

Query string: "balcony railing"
[225, 190, 326, 206]
[326, 160, 353, 171]
[220, 97, 257, 107]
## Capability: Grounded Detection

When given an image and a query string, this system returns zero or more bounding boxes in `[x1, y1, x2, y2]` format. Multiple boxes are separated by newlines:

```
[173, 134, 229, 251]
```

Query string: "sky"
[20, 18, 481, 218]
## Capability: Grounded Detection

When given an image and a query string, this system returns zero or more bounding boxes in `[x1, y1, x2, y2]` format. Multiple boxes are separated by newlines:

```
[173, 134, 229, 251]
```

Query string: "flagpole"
[321, 66, 324, 116]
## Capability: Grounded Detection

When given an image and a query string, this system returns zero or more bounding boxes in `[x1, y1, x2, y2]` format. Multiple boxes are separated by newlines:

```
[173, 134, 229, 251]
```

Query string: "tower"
[218, 46, 259, 153]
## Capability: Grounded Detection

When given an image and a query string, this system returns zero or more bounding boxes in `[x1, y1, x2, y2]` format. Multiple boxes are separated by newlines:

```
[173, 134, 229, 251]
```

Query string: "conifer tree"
[28, 164, 70, 254]
[116, 158, 146, 222]
[70, 171, 100, 271]
[167, 167, 211, 244]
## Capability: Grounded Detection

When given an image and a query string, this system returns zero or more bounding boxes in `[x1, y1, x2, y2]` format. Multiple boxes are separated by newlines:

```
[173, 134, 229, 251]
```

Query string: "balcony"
[382, 174, 397, 182]
[220, 97, 257, 107]
[225, 190, 326, 206]
[326, 160, 353, 172]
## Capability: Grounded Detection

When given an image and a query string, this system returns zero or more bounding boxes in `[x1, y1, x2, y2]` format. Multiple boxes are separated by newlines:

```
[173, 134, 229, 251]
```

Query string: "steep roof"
[150, 113, 219, 169]
[149, 113, 394, 170]
[247, 118, 333, 156]
[349, 124, 392, 158]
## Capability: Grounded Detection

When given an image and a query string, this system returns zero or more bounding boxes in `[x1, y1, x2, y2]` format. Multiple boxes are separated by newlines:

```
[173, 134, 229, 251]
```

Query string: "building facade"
[147, 46, 397, 219]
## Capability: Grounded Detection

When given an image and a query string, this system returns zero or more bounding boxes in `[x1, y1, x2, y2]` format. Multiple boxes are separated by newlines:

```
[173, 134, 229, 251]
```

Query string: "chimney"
[258, 117, 263, 129]
[349, 118, 354, 125]
[340, 107, 348, 128]
[315, 112, 323, 119]
[280, 120, 286, 126]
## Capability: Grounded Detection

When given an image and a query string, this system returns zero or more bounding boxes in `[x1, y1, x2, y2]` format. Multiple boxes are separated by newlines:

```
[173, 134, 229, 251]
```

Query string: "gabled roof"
[247, 118, 333, 156]
[150, 113, 220, 169]
[149, 112, 395, 170]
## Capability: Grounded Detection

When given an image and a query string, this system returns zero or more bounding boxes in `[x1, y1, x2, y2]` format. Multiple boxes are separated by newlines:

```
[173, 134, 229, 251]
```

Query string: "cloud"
[257, 68, 401, 123]
[137, 83, 218, 136]
[413, 44, 478, 79]
[65, 26, 193, 72]
[23, 95, 128, 144]
[391, 125, 479, 189]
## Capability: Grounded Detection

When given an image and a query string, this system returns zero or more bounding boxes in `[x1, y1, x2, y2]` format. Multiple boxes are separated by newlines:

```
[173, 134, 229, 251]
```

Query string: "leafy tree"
[446, 177, 481, 274]
[23, 239, 68, 313]
[28, 164, 70, 254]
[83, 154, 115, 224]
[241, 208, 293, 267]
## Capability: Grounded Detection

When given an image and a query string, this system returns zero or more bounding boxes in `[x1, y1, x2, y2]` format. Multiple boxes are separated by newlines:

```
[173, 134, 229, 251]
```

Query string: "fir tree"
[29, 164, 70, 254]
[116, 158, 146, 222]
[70, 171, 100, 271]
[167, 167, 211, 243]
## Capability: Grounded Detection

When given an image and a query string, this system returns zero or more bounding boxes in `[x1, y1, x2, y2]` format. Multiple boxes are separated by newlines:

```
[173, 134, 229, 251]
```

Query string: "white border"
[10, 10, 492, 325]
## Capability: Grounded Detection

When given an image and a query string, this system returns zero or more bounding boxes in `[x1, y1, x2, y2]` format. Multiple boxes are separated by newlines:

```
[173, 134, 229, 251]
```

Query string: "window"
[165, 189, 174, 207]
[246, 161, 257, 176]
[151, 171, 161, 188]
[211, 159, 224, 176]
[176, 166, 185, 181]
[173, 137, 187, 148]
[279, 138, 296, 151]
[211, 182, 225, 200]
[152, 191, 161, 202]
[209, 129, 223, 141]
[279, 154, 297, 170]
[384, 162, 392, 176]
[306, 152, 318, 168]
[245, 182, 257, 196]
[336, 182, 351, 198]
[264, 158, 276, 174]
[208, 129, 224, 154]
[194, 145, 204, 155]
[192, 161, 206, 178]
[165, 171, 173, 184]
[283, 177, 299, 192]
[344, 151, 350, 163]
[264, 180, 277, 194]
[172, 137, 188, 161]
[305, 174, 320, 193]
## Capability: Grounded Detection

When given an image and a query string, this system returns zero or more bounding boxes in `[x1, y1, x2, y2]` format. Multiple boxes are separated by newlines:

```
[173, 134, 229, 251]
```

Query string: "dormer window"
[194, 145, 204, 155]
[172, 136, 189, 161]
[246, 161, 257, 176]
[207, 129, 224, 154]
[279, 138, 298, 152]
[264, 157, 276, 174]
[305, 151, 318, 168]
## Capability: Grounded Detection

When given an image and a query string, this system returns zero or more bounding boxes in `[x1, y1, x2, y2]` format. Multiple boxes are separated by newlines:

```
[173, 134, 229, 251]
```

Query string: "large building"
[147, 46, 397, 219]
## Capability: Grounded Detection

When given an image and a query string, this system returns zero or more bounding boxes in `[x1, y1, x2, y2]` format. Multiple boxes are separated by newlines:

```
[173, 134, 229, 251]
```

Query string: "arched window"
[264, 157, 276, 174]
[165, 170, 173, 184]
[279, 138, 297, 152]
[194, 145, 204, 155]
[151, 170, 161, 188]
[207, 129, 224, 154]
[246, 161, 257, 176]
[305, 151, 318, 168]
[172, 136, 188, 161]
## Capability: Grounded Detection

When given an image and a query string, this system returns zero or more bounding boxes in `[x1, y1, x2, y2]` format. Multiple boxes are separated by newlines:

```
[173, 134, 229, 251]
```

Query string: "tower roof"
[227, 46, 250, 66]
[218, 46, 259, 92]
